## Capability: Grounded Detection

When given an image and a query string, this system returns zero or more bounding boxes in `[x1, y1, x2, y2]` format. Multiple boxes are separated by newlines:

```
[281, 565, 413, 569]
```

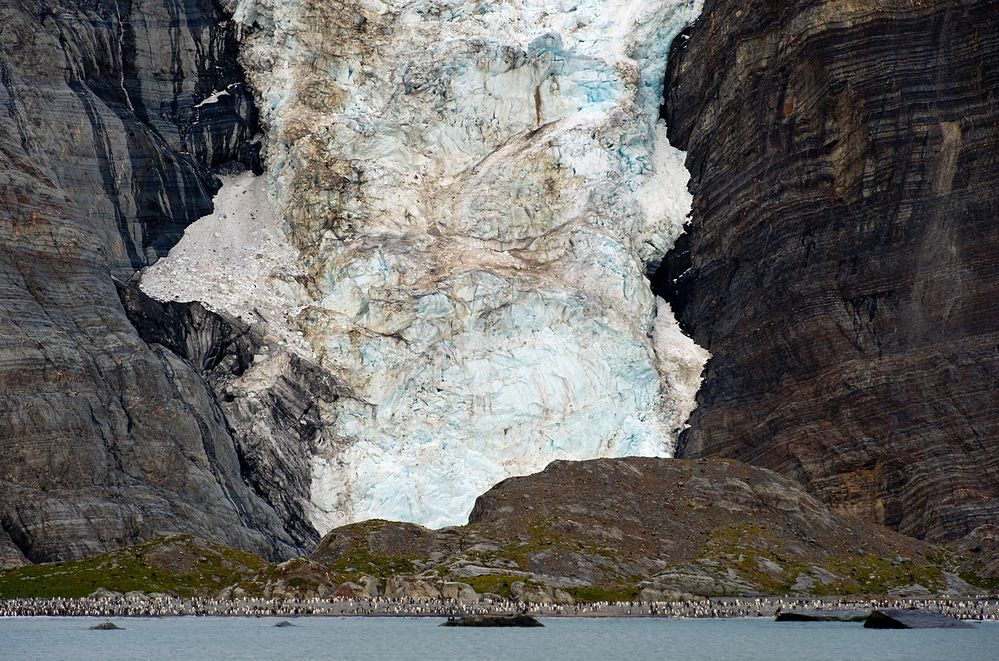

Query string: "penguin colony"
[1, 596, 996, 620]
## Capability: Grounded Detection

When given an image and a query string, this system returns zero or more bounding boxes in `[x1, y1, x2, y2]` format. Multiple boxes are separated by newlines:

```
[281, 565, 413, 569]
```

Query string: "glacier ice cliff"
[143, 0, 708, 532]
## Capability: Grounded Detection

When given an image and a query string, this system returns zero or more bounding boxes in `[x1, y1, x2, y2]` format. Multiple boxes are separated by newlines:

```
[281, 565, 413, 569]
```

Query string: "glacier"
[141, 0, 708, 533]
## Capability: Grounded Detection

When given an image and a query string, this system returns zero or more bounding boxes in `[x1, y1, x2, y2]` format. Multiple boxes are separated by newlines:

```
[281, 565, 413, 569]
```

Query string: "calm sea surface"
[2, 616, 996, 661]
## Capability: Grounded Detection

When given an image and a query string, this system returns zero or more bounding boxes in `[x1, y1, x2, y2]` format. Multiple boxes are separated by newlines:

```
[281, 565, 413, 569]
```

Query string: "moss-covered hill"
[311, 458, 996, 600]
[0, 535, 265, 599]
[2, 459, 996, 601]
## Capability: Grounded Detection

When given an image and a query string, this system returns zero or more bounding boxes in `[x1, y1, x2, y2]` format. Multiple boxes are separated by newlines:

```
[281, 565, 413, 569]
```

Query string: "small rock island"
[441, 613, 544, 628]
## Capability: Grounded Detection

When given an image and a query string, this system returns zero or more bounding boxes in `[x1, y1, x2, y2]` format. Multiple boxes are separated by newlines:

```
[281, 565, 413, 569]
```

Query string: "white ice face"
[148, 0, 708, 532]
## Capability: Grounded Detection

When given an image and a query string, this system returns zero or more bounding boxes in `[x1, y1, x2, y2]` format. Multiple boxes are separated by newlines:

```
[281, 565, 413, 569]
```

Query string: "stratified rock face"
[0, 527, 29, 569]
[0, 0, 296, 564]
[659, 0, 999, 541]
[175, 0, 709, 532]
[119, 282, 331, 549]
[137, 167, 335, 552]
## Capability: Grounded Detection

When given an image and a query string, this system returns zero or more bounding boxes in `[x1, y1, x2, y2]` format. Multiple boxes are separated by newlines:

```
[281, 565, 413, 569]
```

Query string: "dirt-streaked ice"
[143, 0, 708, 533]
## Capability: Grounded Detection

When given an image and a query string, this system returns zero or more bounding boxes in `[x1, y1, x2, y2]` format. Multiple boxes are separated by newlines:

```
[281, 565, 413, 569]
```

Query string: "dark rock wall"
[0, 0, 295, 564]
[659, 0, 999, 541]
[118, 282, 330, 549]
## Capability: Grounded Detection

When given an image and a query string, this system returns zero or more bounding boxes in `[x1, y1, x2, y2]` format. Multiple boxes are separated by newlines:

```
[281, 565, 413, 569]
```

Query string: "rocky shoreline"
[2, 596, 997, 622]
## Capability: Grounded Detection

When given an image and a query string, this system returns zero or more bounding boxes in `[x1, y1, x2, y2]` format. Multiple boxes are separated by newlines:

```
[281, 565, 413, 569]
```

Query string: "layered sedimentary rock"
[0, 528, 28, 569]
[659, 0, 999, 541]
[0, 0, 298, 565]
[136, 168, 335, 551]
[146, 0, 709, 531]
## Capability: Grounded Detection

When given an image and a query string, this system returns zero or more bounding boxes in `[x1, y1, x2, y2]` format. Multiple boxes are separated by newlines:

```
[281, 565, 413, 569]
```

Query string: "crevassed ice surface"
[153, 0, 709, 533]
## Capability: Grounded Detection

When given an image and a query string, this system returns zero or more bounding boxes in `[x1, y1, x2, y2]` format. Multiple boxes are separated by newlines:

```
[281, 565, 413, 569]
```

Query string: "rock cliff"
[0, 0, 297, 565]
[118, 282, 330, 549]
[658, 0, 999, 542]
[5, 0, 996, 569]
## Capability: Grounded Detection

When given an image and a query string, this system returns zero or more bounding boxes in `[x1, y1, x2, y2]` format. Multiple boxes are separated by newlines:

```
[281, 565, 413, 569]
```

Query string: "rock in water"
[89, 622, 123, 631]
[441, 614, 543, 628]
[864, 610, 973, 629]
[273, 621, 294, 628]
[660, 0, 999, 542]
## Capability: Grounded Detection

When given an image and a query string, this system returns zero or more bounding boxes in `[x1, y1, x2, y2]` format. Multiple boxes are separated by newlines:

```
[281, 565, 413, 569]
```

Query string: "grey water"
[2, 616, 997, 661]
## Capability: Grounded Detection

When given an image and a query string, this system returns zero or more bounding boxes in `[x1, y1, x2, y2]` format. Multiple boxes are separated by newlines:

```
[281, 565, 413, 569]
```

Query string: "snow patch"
[140, 171, 311, 355]
[194, 89, 231, 108]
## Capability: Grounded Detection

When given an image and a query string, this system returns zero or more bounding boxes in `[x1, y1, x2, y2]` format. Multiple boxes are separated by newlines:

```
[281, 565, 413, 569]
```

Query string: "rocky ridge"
[2, 459, 993, 601]
[309, 458, 992, 599]
[659, 0, 999, 542]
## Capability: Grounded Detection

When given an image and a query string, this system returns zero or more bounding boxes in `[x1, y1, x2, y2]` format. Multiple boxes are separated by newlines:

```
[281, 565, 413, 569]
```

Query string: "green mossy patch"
[0, 535, 264, 599]
[462, 574, 523, 598]
[820, 554, 944, 595]
[957, 571, 999, 592]
[325, 546, 416, 583]
[695, 524, 807, 594]
[473, 518, 620, 574]
[692, 524, 946, 596]
[927, 547, 999, 592]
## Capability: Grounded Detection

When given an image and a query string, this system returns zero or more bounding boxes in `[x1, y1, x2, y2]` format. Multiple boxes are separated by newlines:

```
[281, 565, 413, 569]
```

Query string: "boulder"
[864, 610, 973, 629]
[441, 582, 479, 603]
[89, 622, 123, 631]
[384, 577, 441, 601]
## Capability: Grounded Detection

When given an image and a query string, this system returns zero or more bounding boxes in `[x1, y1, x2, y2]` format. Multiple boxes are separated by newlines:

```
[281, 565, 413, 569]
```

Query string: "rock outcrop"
[658, 0, 999, 542]
[4, 459, 993, 600]
[0, 0, 295, 565]
[0, 527, 28, 569]
[118, 282, 331, 549]
[0, 533, 267, 598]
[311, 458, 972, 598]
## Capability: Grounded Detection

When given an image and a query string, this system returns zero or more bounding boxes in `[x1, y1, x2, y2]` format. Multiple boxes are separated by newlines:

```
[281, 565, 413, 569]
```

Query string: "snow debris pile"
[142, 171, 310, 353]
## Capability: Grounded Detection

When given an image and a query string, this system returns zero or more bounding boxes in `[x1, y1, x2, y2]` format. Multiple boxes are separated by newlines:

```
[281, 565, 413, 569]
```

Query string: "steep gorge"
[3, 0, 996, 573]
[2, 0, 710, 565]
